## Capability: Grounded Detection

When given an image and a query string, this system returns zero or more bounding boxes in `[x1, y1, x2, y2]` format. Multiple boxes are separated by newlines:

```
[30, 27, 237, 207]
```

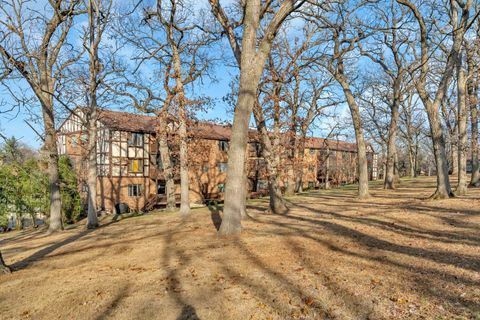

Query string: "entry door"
[157, 181, 166, 195]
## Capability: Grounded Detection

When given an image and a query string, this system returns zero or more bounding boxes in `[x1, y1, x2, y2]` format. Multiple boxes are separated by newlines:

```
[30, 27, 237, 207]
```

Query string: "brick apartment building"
[57, 109, 378, 213]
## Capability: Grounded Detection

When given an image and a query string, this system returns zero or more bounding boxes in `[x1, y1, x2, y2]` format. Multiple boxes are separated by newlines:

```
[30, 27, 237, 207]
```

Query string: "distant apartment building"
[57, 109, 378, 213]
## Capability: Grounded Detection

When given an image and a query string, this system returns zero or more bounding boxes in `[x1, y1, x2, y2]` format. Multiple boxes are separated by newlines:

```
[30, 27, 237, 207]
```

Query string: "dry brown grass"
[1, 176, 479, 320]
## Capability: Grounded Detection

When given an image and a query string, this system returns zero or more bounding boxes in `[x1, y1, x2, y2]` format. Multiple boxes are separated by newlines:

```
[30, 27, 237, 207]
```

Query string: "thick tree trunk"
[285, 131, 297, 196]
[426, 107, 454, 199]
[467, 50, 480, 186]
[86, 0, 99, 228]
[178, 104, 190, 216]
[0, 251, 11, 274]
[219, 76, 260, 235]
[158, 131, 176, 210]
[295, 139, 305, 193]
[253, 97, 289, 214]
[408, 148, 415, 177]
[384, 82, 400, 189]
[336, 74, 370, 199]
[43, 101, 63, 233]
[397, 0, 467, 200]
[86, 108, 99, 228]
[456, 55, 468, 195]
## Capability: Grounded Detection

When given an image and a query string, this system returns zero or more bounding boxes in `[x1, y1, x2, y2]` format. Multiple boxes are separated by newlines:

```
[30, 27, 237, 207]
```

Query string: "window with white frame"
[128, 159, 144, 173]
[257, 180, 268, 190]
[128, 132, 144, 147]
[128, 184, 143, 197]
[218, 140, 229, 152]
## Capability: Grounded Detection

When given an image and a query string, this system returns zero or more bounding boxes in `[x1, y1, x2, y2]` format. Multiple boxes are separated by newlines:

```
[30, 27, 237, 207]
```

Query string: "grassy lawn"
[1, 176, 479, 319]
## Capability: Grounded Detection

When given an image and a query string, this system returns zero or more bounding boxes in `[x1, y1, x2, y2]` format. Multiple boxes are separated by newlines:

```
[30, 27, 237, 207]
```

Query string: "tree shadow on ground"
[9, 219, 118, 271]
[207, 204, 222, 231]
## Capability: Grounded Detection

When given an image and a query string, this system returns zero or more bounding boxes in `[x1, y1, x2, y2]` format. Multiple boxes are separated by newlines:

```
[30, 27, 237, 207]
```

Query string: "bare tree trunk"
[86, 111, 98, 228]
[252, 101, 288, 214]
[43, 102, 63, 233]
[220, 77, 260, 235]
[0, 251, 11, 274]
[285, 131, 297, 195]
[384, 80, 401, 189]
[295, 140, 305, 193]
[325, 148, 330, 189]
[408, 148, 415, 177]
[456, 53, 468, 195]
[158, 131, 176, 210]
[451, 141, 459, 175]
[397, 0, 468, 199]
[336, 74, 370, 199]
[467, 49, 480, 186]
[86, 0, 104, 228]
[427, 109, 454, 198]
[210, 0, 302, 235]
[177, 101, 190, 216]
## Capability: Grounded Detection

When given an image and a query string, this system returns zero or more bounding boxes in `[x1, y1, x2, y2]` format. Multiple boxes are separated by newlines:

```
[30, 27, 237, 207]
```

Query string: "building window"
[255, 143, 262, 156]
[218, 140, 229, 152]
[217, 183, 225, 193]
[309, 148, 315, 155]
[257, 180, 268, 190]
[81, 183, 88, 193]
[128, 184, 143, 197]
[128, 159, 144, 173]
[71, 136, 78, 148]
[309, 165, 315, 172]
[308, 181, 315, 189]
[128, 132, 144, 147]
[218, 162, 227, 172]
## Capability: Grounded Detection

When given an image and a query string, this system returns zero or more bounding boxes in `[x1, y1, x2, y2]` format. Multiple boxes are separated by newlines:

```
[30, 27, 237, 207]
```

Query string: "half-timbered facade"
[58, 109, 378, 213]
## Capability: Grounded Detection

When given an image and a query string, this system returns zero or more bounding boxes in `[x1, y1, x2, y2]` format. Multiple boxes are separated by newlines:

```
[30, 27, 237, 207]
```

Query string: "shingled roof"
[96, 109, 361, 153]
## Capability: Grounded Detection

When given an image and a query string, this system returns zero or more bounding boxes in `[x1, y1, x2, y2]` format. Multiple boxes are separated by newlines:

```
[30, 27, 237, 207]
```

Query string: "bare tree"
[209, 0, 305, 235]
[0, 0, 84, 232]
[396, 0, 474, 199]
[84, 0, 113, 228]
[456, 48, 468, 194]
[359, 1, 414, 189]
[117, 0, 212, 215]
[398, 93, 425, 177]
[466, 25, 480, 186]
[308, 1, 373, 199]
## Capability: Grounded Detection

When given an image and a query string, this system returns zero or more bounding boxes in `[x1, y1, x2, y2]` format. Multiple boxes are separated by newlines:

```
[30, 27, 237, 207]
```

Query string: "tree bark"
[384, 79, 401, 189]
[86, 114, 98, 228]
[336, 73, 370, 199]
[456, 53, 468, 195]
[86, 0, 99, 228]
[325, 148, 330, 189]
[0, 251, 11, 274]
[220, 77, 260, 235]
[211, 0, 302, 235]
[166, 4, 190, 216]
[43, 100, 63, 233]
[396, 0, 468, 199]
[467, 48, 480, 186]
[158, 129, 176, 210]
[177, 99, 190, 216]
[252, 100, 288, 214]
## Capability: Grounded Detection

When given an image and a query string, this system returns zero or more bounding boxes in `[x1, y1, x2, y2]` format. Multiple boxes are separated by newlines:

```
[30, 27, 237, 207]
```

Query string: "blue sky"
[0, 0, 354, 149]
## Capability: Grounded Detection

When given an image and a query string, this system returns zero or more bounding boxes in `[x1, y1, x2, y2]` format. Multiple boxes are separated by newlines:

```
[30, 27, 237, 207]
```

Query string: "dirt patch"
[1, 177, 479, 319]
